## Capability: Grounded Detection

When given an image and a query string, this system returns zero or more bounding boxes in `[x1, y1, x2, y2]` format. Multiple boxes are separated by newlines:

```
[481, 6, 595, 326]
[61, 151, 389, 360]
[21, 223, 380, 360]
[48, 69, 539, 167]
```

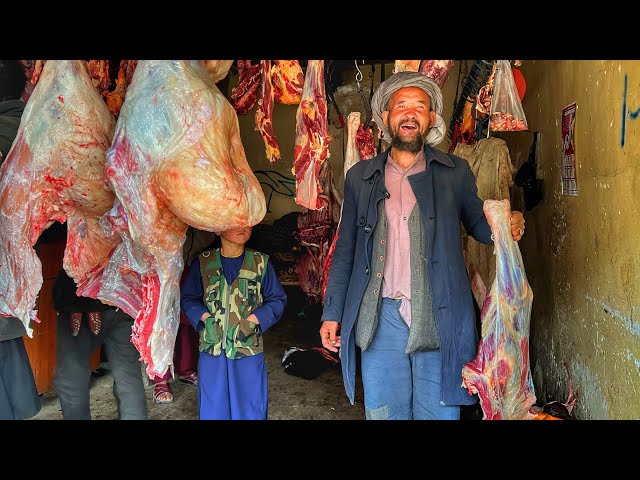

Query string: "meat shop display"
[292, 60, 332, 210]
[0, 60, 117, 335]
[78, 60, 266, 377]
[462, 199, 536, 420]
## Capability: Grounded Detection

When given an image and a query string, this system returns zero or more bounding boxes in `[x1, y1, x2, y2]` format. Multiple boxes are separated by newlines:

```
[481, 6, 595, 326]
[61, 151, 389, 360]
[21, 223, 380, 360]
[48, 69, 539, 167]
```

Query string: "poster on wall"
[561, 102, 578, 196]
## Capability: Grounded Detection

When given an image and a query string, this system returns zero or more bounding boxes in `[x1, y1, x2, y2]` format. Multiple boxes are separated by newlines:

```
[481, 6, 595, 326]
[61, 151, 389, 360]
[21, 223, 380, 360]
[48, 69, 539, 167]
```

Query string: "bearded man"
[319, 71, 525, 420]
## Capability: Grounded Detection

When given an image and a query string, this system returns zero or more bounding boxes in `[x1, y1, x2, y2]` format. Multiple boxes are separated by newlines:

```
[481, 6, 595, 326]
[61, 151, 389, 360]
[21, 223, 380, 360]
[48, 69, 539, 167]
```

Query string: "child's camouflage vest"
[198, 248, 268, 359]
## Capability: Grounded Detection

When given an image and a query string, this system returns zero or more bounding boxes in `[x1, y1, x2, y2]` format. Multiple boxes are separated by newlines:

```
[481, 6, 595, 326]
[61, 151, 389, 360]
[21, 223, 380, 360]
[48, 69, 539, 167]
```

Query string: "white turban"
[371, 71, 446, 147]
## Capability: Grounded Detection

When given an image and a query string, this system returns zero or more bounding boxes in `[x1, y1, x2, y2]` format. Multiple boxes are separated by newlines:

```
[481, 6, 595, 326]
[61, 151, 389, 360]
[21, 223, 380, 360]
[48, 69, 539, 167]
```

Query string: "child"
[181, 225, 287, 420]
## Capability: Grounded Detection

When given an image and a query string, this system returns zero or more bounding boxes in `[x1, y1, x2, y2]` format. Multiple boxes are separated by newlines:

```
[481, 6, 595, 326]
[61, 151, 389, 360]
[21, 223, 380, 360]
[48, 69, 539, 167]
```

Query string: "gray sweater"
[355, 201, 439, 353]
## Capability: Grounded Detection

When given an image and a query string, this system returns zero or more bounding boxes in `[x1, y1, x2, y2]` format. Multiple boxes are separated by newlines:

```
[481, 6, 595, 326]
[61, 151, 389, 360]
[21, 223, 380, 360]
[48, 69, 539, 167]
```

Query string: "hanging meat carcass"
[271, 60, 304, 104]
[230, 60, 262, 115]
[296, 161, 337, 302]
[203, 60, 234, 84]
[461, 199, 536, 420]
[78, 60, 266, 378]
[255, 60, 281, 164]
[0, 60, 117, 334]
[292, 60, 332, 210]
[419, 60, 455, 88]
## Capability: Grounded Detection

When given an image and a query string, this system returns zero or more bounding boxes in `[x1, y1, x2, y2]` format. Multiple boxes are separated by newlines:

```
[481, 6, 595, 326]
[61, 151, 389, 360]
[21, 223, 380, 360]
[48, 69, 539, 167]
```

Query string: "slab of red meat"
[255, 60, 281, 164]
[297, 160, 337, 302]
[462, 199, 536, 420]
[419, 60, 455, 88]
[106, 60, 139, 118]
[87, 60, 112, 97]
[292, 60, 332, 210]
[79, 60, 266, 377]
[0, 60, 117, 334]
[272, 60, 304, 104]
[231, 60, 262, 116]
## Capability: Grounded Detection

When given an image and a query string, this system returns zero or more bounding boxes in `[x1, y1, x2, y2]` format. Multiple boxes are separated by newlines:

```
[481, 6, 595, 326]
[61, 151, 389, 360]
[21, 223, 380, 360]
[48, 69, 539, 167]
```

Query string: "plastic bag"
[489, 60, 528, 131]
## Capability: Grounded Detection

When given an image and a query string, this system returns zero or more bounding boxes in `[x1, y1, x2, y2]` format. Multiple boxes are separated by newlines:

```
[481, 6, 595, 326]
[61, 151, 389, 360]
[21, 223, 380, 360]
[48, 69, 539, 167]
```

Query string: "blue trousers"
[360, 298, 460, 420]
[198, 351, 267, 420]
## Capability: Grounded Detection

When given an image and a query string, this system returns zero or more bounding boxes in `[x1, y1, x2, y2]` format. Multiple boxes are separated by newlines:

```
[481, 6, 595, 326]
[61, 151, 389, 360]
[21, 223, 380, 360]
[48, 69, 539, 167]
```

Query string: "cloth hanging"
[453, 137, 515, 307]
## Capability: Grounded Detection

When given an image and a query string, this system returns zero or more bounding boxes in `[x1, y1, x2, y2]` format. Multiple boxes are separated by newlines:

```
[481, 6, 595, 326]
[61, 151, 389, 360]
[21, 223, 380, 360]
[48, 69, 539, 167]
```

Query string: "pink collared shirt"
[381, 150, 427, 326]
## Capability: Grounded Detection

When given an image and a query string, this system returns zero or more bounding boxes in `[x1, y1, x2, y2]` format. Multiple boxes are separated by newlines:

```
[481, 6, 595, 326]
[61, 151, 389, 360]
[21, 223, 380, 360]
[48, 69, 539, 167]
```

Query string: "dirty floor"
[31, 292, 366, 421]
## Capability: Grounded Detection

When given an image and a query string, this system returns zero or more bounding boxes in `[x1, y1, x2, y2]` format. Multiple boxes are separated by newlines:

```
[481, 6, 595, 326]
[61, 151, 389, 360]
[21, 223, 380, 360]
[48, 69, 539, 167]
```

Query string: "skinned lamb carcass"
[0, 60, 117, 334]
[79, 60, 266, 378]
[462, 199, 536, 420]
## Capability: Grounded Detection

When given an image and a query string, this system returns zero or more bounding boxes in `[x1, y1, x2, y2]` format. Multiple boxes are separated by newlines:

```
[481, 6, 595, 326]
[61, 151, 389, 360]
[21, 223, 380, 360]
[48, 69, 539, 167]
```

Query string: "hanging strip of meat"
[231, 60, 262, 115]
[462, 199, 536, 420]
[0, 60, 117, 334]
[292, 60, 332, 210]
[255, 60, 281, 164]
[271, 60, 304, 104]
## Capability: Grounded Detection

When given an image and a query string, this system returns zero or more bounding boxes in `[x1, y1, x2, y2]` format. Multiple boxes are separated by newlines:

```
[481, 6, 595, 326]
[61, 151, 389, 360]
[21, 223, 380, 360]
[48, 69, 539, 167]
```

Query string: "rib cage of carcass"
[462, 199, 536, 420]
[78, 60, 266, 377]
[0, 60, 117, 335]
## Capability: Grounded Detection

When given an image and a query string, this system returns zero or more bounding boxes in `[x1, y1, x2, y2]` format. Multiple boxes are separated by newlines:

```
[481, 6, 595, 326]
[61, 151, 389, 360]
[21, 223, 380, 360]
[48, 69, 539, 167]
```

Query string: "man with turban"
[319, 71, 525, 420]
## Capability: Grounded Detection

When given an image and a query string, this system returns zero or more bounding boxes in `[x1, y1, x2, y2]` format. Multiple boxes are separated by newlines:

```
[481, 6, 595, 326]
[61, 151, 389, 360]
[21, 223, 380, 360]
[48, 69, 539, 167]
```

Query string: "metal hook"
[354, 60, 363, 90]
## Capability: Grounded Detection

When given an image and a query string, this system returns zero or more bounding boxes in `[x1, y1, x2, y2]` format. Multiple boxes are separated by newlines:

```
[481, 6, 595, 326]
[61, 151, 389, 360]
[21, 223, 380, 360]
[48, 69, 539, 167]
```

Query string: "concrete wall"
[498, 60, 640, 419]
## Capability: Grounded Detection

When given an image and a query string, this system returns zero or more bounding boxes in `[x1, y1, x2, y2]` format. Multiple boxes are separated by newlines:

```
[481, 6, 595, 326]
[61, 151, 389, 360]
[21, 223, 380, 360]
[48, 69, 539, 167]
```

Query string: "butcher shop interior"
[1, 59, 639, 421]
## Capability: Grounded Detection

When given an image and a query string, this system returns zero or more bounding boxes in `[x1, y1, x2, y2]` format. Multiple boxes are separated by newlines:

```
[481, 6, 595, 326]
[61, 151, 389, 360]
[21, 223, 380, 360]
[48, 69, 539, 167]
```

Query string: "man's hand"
[200, 312, 212, 323]
[246, 313, 260, 324]
[510, 211, 525, 242]
[320, 320, 341, 353]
